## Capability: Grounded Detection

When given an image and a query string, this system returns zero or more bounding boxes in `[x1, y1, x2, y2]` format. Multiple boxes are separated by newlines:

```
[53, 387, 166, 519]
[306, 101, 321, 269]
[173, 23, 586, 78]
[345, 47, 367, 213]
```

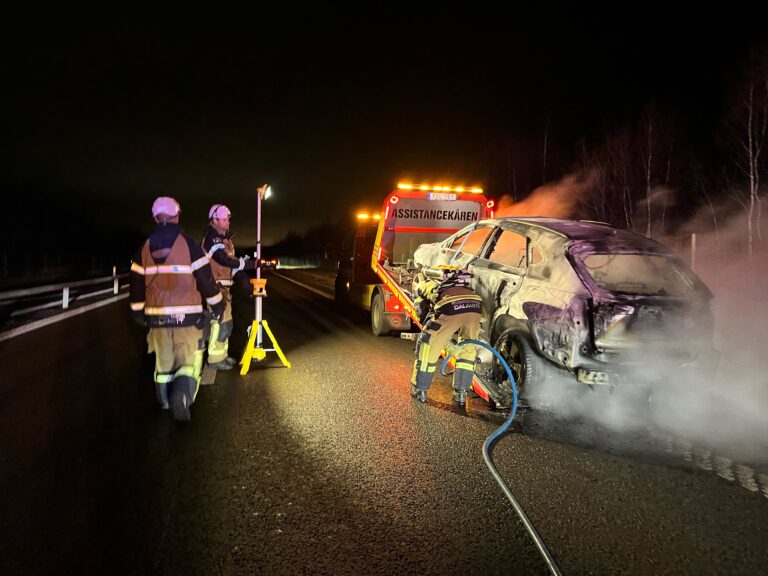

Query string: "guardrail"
[0, 270, 130, 317]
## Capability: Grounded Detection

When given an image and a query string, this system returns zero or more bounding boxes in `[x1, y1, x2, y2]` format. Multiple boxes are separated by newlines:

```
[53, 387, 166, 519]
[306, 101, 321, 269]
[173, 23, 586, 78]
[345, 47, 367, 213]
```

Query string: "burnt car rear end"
[567, 240, 716, 386]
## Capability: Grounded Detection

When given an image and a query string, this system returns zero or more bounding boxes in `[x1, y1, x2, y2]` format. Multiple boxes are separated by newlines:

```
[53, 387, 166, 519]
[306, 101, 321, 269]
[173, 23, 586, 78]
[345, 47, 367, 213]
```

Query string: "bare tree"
[721, 46, 768, 258]
[644, 121, 654, 237]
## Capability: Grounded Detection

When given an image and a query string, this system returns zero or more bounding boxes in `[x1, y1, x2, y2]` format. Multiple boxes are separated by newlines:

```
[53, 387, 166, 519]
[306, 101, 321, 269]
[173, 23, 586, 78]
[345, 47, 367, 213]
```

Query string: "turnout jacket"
[413, 270, 482, 324]
[201, 225, 243, 287]
[130, 223, 224, 327]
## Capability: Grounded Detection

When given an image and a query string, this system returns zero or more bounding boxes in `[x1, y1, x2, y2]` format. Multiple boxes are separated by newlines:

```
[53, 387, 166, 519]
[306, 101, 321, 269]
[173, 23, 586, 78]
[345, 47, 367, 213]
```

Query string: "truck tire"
[334, 275, 348, 306]
[371, 293, 391, 336]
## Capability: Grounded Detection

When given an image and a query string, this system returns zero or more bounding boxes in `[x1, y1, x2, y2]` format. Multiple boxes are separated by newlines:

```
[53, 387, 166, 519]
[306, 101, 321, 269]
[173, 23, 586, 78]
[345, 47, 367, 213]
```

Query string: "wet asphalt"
[0, 272, 766, 575]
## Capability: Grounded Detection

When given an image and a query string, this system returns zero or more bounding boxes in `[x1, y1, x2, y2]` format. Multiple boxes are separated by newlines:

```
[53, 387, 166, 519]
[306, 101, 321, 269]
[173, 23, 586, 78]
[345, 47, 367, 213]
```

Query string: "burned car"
[413, 217, 717, 408]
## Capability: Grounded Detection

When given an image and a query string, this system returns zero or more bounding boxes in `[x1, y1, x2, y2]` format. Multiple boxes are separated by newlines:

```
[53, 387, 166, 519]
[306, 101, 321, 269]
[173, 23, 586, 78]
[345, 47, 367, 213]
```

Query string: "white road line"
[0, 293, 129, 342]
[271, 272, 333, 300]
[757, 475, 768, 499]
[199, 364, 217, 386]
[693, 448, 713, 471]
[713, 457, 735, 482]
[734, 465, 760, 493]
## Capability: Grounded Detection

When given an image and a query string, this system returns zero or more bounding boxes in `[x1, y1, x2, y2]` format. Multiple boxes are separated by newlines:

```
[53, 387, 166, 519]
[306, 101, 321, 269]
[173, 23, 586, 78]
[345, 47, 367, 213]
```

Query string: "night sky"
[3, 6, 767, 254]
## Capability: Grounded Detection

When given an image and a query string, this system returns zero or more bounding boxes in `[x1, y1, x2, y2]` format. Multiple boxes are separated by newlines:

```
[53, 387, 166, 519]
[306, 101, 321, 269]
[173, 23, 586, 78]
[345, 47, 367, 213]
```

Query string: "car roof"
[488, 217, 657, 243]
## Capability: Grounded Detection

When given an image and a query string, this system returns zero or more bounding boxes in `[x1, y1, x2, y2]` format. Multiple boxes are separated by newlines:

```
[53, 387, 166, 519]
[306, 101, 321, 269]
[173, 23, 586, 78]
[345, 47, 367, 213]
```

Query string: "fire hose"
[440, 339, 563, 576]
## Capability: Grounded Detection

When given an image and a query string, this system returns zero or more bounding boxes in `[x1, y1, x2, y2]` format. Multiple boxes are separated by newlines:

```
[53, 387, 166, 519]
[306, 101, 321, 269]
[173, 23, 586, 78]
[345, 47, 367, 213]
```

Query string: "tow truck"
[335, 181, 493, 335]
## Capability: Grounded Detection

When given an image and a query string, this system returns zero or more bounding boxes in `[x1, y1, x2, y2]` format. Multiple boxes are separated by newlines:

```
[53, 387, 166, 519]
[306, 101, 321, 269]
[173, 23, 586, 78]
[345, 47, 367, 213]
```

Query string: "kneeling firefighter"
[410, 266, 483, 405]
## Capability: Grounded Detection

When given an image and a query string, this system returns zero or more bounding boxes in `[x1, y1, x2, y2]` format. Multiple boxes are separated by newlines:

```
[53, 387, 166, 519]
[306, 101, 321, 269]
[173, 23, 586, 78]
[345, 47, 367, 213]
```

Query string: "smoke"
[494, 173, 593, 219]
[522, 194, 768, 461]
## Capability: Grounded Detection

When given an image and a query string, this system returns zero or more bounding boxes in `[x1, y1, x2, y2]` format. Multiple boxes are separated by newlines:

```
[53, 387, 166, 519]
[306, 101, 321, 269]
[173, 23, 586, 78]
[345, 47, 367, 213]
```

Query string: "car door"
[432, 224, 495, 268]
[471, 227, 529, 323]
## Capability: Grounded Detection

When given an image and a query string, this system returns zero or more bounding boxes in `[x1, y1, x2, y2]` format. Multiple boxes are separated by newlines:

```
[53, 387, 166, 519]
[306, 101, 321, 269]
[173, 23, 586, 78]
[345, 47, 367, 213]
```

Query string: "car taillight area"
[592, 298, 712, 353]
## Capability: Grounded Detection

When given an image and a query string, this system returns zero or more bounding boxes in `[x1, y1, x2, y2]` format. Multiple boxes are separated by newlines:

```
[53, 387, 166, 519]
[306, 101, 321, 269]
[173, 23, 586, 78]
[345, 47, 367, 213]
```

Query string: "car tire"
[496, 332, 546, 405]
[371, 293, 390, 336]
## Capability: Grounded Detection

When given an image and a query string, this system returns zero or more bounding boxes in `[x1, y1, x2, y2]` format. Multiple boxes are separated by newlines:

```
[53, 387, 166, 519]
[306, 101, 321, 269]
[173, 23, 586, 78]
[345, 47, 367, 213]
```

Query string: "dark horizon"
[3, 7, 768, 276]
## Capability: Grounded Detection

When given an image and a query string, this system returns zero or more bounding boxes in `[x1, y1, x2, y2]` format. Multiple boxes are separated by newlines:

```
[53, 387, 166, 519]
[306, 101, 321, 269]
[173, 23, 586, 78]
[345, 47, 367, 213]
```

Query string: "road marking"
[734, 465, 760, 493]
[0, 293, 129, 342]
[692, 448, 713, 471]
[758, 475, 768, 499]
[200, 365, 217, 385]
[713, 457, 735, 482]
[271, 272, 333, 300]
[650, 433, 767, 499]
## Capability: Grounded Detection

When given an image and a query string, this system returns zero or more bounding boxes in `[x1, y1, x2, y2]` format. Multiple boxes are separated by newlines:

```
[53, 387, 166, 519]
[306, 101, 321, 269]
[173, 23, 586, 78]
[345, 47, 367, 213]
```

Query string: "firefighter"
[201, 203, 253, 370]
[410, 266, 483, 405]
[129, 196, 225, 421]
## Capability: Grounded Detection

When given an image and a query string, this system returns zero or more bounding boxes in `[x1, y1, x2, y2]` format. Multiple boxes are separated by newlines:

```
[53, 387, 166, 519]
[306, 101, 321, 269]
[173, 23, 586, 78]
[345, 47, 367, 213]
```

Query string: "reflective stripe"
[206, 243, 225, 259]
[130, 261, 145, 275]
[144, 305, 203, 315]
[436, 294, 482, 307]
[144, 264, 194, 275]
[207, 292, 223, 305]
[191, 256, 210, 271]
[193, 349, 204, 383]
[209, 321, 221, 347]
[420, 343, 431, 367]
[175, 365, 197, 379]
[217, 280, 234, 287]
[154, 372, 174, 384]
[455, 360, 475, 370]
[130, 301, 145, 311]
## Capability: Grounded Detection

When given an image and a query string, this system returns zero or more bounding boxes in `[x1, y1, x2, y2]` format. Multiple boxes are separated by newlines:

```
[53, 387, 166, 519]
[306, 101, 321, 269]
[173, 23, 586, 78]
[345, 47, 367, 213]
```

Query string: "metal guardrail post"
[63, 287, 70, 309]
[113, 266, 118, 295]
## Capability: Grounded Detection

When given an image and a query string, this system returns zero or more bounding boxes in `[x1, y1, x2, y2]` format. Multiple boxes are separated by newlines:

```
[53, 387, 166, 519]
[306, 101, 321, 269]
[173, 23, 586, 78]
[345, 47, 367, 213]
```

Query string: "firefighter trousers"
[148, 326, 205, 409]
[208, 286, 233, 364]
[411, 311, 481, 392]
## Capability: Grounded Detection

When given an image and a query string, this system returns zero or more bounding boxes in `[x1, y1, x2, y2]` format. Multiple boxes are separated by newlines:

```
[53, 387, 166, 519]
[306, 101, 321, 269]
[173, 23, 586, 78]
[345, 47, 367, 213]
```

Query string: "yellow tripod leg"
[239, 320, 259, 375]
[261, 320, 291, 368]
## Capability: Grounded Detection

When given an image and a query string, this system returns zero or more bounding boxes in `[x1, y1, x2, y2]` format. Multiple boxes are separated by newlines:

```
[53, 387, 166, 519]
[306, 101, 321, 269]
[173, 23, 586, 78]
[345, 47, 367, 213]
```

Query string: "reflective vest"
[138, 235, 205, 326]
[209, 237, 236, 287]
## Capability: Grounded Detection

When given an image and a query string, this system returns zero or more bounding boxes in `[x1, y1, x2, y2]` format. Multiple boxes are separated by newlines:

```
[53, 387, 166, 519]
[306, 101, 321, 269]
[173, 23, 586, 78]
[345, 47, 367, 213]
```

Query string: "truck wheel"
[334, 275, 348, 306]
[371, 293, 390, 336]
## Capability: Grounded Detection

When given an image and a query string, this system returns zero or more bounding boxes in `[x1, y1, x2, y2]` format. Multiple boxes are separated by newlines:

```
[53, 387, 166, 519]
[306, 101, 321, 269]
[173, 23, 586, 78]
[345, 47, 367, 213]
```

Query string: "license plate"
[427, 192, 456, 201]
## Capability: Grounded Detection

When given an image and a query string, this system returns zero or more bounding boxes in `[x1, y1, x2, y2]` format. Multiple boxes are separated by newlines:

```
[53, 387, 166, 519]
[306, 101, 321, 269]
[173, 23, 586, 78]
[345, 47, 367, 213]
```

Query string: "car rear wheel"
[371, 293, 390, 336]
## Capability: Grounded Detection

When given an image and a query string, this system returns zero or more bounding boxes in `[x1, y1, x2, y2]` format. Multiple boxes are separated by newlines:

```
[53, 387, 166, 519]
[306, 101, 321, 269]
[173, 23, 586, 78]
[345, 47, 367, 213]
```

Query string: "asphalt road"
[0, 271, 766, 575]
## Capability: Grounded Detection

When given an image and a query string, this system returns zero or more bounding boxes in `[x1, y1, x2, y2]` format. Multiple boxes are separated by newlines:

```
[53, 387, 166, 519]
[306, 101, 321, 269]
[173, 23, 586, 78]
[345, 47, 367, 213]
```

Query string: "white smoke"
[522, 195, 768, 460]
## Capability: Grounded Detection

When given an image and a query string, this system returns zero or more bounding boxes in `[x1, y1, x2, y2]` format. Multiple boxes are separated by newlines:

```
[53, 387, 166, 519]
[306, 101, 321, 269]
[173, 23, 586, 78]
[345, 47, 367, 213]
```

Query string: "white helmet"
[209, 204, 232, 220]
[151, 196, 180, 218]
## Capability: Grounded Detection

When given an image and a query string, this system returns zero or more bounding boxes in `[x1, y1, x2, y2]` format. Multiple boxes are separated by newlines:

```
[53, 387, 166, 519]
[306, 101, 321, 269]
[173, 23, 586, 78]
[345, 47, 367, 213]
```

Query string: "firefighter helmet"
[209, 204, 232, 220]
[151, 197, 180, 218]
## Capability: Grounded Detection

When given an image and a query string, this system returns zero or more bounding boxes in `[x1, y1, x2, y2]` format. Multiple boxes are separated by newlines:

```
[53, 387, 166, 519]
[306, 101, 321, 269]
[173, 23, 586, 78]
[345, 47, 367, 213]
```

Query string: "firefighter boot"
[170, 389, 190, 421]
[208, 359, 233, 371]
[452, 389, 467, 406]
[410, 385, 428, 403]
